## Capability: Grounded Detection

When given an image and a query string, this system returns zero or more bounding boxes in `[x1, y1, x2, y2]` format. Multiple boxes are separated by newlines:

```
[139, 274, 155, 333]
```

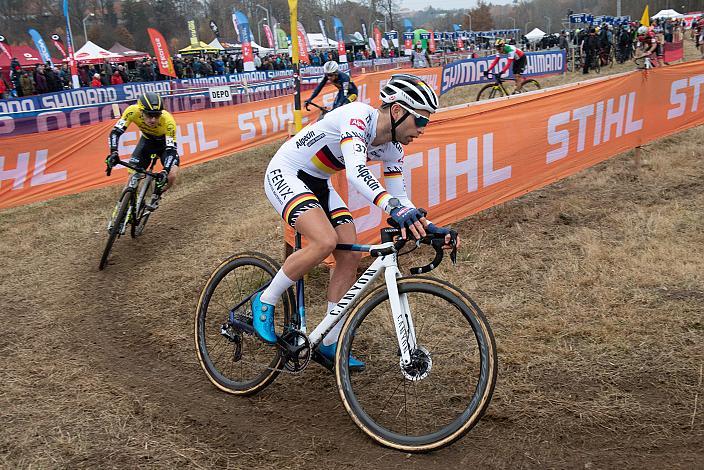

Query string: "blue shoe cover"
[251, 292, 277, 344]
[318, 342, 365, 371]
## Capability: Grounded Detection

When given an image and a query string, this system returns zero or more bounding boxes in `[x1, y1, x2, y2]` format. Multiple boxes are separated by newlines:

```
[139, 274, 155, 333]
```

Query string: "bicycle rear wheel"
[131, 175, 155, 238]
[195, 252, 296, 396]
[476, 84, 504, 101]
[99, 191, 131, 270]
[335, 277, 497, 452]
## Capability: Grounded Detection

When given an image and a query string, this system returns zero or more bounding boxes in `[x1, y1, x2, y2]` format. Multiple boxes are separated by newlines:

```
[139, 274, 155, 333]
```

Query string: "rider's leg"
[323, 222, 362, 346]
[514, 73, 524, 92]
[165, 164, 179, 191]
[317, 220, 365, 368]
[253, 207, 336, 343]
[260, 207, 337, 305]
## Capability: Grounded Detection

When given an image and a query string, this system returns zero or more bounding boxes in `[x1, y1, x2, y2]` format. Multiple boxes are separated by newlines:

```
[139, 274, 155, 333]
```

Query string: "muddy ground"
[1, 52, 703, 469]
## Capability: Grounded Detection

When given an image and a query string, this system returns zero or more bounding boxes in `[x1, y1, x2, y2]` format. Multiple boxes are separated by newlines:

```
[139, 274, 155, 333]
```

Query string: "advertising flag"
[319, 18, 329, 47]
[28, 29, 52, 66]
[332, 16, 347, 63]
[62, 0, 80, 88]
[147, 28, 176, 77]
[209, 20, 220, 37]
[271, 16, 280, 49]
[234, 10, 255, 71]
[403, 19, 413, 53]
[50, 34, 67, 58]
[640, 5, 650, 27]
[188, 20, 199, 46]
[297, 22, 310, 63]
[0, 34, 12, 62]
[361, 20, 368, 43]
[373, 25, 382, 56]
[428, 29, 436, 53]
[263, 24, 275, 48]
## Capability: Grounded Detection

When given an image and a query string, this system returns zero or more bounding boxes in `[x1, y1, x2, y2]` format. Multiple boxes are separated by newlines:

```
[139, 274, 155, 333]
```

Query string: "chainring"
[280, 329, 311, 373]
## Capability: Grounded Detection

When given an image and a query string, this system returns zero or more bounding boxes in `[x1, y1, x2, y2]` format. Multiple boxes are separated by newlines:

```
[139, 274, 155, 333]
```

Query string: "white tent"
[73, 40, 126, 64]
[652, 9, 684, 19]
[209, 38, 278, 56]
[306, 33, 338, 50]
[208, 38, 225, 50]
[524, 28, 546, 42]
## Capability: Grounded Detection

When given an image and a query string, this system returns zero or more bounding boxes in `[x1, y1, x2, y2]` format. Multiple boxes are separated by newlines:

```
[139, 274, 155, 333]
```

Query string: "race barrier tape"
[2, 62, 704, 250]
[441, 50, 567, 95]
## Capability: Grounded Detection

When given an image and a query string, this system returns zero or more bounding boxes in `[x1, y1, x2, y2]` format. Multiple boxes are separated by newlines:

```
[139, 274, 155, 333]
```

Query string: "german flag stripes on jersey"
[264, 101, 417, 227]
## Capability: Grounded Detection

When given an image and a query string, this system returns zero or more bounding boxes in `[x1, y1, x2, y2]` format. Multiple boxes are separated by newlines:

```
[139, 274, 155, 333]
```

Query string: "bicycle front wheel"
[195, 252, 296, 396]
[518, 79, 541, 93]
[476, 84, 504, 101]
[335, 277, 497, 452]
[99, 191, 130, 270]
[592, 57, 601, 73]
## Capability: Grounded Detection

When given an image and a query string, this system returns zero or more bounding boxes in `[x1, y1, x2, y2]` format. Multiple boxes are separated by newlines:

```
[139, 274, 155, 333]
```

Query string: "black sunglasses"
[398, 103, 430, 128]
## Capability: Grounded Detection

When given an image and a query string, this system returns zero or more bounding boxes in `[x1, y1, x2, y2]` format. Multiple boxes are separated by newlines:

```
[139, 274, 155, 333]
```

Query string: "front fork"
[384, 265, 418, 367]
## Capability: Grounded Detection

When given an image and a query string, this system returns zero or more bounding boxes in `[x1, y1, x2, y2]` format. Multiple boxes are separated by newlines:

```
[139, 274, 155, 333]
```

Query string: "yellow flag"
[640, 5, 650, 27]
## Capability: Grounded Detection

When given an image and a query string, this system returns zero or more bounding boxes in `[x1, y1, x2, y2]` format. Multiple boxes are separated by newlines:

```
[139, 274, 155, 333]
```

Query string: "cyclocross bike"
[634, 54, 654, 70]
[195, 220, 498, 452]
[476, 72, 541, 101]
[99, 155, 164, 270]
[305, 100, 330, 121]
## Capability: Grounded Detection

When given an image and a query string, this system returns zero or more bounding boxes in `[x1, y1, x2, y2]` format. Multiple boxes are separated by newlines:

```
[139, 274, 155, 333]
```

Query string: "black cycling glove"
[390, 206, 424, 230]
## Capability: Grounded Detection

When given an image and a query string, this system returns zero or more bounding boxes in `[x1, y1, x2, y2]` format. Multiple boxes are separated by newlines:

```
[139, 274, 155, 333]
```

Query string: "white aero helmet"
[637, 25, 648, 35]
[323, 60, 339, 74]
[380, 74, 439, 114]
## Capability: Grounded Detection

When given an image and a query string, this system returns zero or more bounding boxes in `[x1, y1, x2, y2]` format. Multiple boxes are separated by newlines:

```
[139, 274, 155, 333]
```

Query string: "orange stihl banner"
[2, 63, 704, 242]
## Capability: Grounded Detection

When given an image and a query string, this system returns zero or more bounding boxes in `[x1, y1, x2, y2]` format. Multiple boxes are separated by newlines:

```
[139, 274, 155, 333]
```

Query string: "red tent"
[0, 45, 56, 69]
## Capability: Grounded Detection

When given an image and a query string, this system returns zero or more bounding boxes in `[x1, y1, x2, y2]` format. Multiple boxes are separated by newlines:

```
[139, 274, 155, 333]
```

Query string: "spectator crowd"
[1, 15, 700, 101]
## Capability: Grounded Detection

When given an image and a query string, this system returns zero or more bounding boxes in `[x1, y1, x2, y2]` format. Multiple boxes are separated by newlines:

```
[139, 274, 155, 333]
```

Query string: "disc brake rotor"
[400, 345, 432, 381]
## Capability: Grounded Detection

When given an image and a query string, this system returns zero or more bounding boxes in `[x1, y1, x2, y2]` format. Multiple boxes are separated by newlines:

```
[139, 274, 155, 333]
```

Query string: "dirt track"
[3, 82, 704, 467]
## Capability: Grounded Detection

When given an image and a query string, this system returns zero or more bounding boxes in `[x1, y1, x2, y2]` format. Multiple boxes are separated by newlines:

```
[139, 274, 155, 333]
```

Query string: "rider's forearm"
[309, 78, 326, 100]
[383, 167, 415, 208]
[108, 128, 124, 152]
[341, 138, 393, 212]
[162, 147, 179, 172]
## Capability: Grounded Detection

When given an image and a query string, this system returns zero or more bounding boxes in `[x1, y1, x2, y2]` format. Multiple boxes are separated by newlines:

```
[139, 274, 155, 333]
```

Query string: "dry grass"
[1, 42, 703, 469]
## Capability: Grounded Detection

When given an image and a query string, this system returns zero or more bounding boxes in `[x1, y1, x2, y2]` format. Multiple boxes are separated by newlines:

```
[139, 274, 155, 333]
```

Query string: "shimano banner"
[440, 50, 566, 95]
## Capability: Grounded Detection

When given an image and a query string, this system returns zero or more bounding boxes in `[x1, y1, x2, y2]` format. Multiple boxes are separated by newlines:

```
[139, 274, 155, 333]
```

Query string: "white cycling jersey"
[265, 101, 414, 227]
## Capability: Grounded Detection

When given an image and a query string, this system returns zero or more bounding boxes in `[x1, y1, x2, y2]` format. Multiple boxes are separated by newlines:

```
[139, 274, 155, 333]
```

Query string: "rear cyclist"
[304, 60, 358, 112]
[484, 38, 528, 93]
[255, 74, 458, 369]
[105, 92, 180, 210]
[635, 26, 659, 68]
